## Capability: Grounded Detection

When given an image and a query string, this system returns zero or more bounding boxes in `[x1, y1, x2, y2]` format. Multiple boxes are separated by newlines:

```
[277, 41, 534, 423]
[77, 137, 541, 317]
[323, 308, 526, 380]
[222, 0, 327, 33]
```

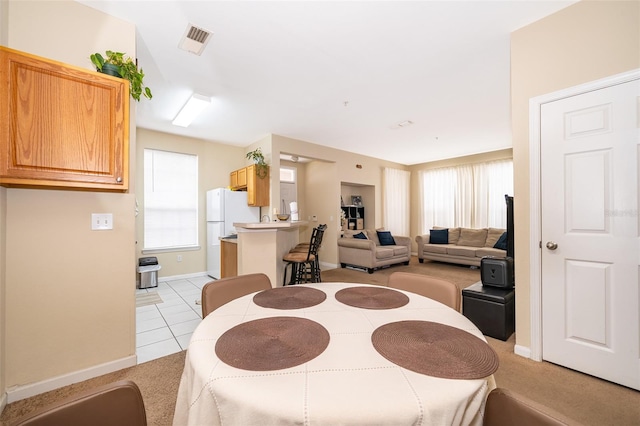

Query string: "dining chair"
[283, 224, 326, 285]
[387, 272, 461, 311]
[12, 380, 146, 426]
[201, 273, 272, 317]
[483, 387, 575, 426]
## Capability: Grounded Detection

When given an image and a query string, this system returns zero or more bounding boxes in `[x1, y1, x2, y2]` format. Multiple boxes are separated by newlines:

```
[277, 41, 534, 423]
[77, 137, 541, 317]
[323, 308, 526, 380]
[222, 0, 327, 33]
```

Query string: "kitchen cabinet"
[237, 167, 247, 188]
[230, 170, 238, 189]
[246, 164, 269, 206]
[221, 239, 238, 278]
[229, 164, 269, 206]
[0, 47, 129, 191]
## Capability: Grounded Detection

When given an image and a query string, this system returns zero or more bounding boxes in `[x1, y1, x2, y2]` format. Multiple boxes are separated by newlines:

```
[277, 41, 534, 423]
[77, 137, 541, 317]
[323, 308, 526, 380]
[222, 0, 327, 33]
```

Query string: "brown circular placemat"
[253, 286, 326, 309]
[215, 317, 330, 371]
[335, 286, 409, 309]
[371, 320, 499, 379]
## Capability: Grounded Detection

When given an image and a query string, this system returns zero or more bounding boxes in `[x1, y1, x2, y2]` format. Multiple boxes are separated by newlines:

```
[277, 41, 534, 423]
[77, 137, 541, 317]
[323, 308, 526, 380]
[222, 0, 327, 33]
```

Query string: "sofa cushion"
[434, 226, 460, 244]
[367, 229, 381, 245]
[377, 231, 396, 246]
[476, 247, 507, 258]
[448, 227, 461, 245]
[375, 247, 394, 259]
[457, 228, 488, 247]
[422, 244, 450, 254]
[485, 228, 506, 247]
[493, 232, 508, 250]
[446, 246, 478, 258]
[353, 231, 368, 240]
[392, 246, 409, 256]
[429, 229, 449, 244]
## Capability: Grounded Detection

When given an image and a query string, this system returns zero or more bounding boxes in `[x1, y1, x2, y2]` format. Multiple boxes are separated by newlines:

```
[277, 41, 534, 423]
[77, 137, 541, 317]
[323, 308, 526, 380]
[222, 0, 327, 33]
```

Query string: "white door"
[540, 78, 640, 389]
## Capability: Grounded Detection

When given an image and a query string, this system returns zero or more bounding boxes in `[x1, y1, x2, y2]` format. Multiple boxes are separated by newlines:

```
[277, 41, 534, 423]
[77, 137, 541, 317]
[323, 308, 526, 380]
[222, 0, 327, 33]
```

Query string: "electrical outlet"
[91, 213, 113, 230]
[312, 215, 318, 222]
[177, 255, 183, 262]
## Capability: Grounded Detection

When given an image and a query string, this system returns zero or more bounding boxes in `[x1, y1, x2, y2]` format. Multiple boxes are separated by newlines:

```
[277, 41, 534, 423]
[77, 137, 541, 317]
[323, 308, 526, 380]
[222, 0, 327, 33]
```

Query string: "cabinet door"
[237, 167, 247, 187]
[230, 170, 238, 189]
[0, 47, 129, 191]
[246, 164, 269, 206]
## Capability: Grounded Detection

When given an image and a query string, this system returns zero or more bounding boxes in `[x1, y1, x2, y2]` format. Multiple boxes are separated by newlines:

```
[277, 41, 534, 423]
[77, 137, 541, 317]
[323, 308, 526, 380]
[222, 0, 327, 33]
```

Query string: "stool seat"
[283, 252, 316, 262]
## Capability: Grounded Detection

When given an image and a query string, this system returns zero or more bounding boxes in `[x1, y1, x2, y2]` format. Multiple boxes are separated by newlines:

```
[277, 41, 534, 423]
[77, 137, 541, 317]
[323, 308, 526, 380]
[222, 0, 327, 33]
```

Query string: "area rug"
[136, 292, 163, 308]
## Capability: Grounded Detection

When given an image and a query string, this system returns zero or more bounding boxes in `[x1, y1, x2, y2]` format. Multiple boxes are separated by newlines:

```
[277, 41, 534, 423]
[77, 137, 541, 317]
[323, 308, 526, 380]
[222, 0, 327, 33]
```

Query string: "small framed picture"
[351, 195, 362, 206]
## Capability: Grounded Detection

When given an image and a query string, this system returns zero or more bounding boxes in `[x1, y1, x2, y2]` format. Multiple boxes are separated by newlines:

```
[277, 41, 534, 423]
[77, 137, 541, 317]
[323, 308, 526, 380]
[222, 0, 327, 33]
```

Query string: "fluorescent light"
[172, 94, 211, 127]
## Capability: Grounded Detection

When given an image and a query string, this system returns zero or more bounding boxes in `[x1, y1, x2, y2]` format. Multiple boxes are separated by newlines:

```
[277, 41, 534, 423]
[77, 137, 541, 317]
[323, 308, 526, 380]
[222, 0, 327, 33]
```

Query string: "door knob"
[546, 241, 558, 250]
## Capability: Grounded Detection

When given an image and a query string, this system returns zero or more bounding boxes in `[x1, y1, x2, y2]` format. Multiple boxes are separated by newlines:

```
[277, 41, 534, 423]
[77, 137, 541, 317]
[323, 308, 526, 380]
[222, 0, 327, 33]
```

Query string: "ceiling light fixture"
[172, 94, 211, 127]
[390, 120, 414, 130]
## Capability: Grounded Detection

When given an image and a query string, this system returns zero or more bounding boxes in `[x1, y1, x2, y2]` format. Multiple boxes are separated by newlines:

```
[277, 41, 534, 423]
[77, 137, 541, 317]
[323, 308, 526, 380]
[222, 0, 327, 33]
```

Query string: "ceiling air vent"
[178, 24, 212, 56]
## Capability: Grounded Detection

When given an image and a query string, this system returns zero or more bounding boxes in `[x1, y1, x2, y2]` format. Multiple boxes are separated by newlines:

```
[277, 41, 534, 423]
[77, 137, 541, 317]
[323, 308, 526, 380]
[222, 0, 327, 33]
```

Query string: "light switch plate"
[92, 213, 113, 230]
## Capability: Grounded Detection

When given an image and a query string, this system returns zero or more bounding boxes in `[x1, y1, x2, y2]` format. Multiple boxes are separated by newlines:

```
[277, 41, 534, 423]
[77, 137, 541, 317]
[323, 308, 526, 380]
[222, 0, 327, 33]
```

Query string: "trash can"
[138, 257, 161, 289]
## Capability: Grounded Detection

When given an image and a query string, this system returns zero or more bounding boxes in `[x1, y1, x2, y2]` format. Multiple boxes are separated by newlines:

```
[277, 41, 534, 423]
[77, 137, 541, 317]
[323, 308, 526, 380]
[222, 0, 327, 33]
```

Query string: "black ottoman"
[462, 281, 515, 341]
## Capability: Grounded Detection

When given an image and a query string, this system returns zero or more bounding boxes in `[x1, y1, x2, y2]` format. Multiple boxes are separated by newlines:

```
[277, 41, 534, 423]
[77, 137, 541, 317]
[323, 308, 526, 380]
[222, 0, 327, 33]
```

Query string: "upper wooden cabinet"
[246, 164, 269, 206]
[229, 164, 269, 206]
[0, 47, 129, 191]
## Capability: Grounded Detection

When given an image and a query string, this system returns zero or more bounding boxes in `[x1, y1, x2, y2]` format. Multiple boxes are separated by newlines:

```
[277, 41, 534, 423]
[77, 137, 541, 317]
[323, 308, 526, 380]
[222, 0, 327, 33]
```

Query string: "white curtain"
[383, 167, 410, 236]
[419, 159, 513, 232]
[474, 159, 514, 228]
[420, 167, 457, 231]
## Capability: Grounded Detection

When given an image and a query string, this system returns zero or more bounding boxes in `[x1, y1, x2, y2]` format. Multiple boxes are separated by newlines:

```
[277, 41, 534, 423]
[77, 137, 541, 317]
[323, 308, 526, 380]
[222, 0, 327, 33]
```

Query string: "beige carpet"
[135, 292, 163, 308]
[2, 259, 639, 426]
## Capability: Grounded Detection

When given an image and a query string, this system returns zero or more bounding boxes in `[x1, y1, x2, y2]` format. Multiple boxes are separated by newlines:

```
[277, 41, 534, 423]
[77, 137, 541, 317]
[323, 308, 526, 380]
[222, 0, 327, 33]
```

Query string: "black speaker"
[481, 257, 514, 288]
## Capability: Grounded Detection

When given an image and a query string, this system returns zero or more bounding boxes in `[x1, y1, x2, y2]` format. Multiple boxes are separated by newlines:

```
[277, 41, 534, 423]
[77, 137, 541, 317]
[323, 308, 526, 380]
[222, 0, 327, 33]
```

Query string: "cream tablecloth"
[173, 283, 497, 426]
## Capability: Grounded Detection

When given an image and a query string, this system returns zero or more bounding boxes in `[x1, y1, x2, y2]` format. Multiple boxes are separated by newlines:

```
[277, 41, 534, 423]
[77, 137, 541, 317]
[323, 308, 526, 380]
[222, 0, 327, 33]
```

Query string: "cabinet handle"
[116, 177, 122, 183]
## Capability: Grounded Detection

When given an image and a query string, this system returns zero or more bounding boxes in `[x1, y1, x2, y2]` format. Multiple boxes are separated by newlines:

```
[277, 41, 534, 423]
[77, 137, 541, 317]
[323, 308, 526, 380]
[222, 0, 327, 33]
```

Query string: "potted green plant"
[90, 50, 152, 101]
[246, 147, 268, 178]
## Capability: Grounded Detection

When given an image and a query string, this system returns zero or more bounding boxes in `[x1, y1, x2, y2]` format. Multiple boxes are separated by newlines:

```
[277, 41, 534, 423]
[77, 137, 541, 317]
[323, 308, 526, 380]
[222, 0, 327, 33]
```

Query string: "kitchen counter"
[232, 220, 308, 229]
[233, 221, 310, 286]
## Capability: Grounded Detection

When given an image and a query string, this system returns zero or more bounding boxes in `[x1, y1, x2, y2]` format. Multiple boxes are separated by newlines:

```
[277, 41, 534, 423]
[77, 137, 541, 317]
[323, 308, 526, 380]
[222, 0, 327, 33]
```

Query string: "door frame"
[527, 68, 640, 361]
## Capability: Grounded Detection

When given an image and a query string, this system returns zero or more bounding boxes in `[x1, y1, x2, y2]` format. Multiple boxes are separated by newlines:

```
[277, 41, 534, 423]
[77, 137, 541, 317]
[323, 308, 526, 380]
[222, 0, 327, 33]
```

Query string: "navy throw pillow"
[494, 232, 508, 250]
[429, 229, 449, 244]
[353, 232, 368, 239]
[377, 231, 396, 246]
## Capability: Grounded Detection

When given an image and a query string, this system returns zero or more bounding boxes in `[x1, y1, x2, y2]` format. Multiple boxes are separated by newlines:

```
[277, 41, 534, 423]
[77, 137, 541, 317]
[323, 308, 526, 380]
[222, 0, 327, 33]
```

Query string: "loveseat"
[338, 229, 411, 273]
[415, 227, 507, 267]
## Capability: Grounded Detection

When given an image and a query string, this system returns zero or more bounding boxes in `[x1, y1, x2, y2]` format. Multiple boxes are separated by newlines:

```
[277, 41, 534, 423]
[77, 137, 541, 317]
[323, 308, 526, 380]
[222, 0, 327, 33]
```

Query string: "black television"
[505, 195, 514, 259]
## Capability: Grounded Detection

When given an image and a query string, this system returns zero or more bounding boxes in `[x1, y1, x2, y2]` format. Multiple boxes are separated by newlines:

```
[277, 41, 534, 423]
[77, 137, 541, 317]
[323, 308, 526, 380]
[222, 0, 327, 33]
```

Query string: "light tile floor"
[135, 275, 211, 364]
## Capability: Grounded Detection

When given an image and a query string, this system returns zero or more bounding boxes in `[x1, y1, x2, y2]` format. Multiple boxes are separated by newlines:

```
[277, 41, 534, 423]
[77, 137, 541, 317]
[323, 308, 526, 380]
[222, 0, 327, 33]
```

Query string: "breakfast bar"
[233, 221, 309, 287]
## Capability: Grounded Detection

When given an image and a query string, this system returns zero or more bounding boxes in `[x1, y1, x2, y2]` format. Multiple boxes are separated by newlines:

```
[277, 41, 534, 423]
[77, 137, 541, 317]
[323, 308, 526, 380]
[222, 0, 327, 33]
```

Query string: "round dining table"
[173, 282, 498, 426]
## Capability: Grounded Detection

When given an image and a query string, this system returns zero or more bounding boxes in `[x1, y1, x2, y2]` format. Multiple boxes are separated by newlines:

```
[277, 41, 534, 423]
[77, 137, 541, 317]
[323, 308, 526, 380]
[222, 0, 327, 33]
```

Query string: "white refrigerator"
[207, 188, 261, 279]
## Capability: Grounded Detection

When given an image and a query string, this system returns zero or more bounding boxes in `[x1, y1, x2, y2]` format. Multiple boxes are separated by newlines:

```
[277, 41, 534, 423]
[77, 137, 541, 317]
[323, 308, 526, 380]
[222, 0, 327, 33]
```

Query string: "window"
[419, 159, 513, 232]
[143, 149, 198, 250]
[280, 167, 296, 183]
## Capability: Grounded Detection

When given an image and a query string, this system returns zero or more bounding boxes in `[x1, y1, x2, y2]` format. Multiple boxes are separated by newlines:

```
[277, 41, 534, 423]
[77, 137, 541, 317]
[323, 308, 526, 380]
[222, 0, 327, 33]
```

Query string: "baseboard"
[320, 261, 338, 270]
[6, 355, 137, 403]
[514, 344, 532, 359]
[1, 391, 7, 416]
[159, 271, 209, 282]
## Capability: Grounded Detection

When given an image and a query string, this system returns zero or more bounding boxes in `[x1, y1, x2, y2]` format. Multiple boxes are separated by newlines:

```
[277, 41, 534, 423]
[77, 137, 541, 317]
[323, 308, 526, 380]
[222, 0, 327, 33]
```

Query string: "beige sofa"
[415, 227, 507, 267]
[338, 229, 411, 273]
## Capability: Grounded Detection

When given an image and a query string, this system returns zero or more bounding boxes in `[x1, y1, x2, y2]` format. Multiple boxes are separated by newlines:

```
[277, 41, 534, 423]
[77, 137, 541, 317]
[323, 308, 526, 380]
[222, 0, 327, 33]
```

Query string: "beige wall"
[270, 134, 407, 267]
[3, 0, 137, 394]
[407, 149, 513, 252]
[135, 128, 249, 277]
[511, 0, 640, 348]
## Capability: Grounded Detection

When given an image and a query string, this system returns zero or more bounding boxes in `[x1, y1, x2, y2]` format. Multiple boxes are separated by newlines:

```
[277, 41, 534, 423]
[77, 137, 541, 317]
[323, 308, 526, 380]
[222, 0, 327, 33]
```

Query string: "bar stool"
[283, 224, 326, 285]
